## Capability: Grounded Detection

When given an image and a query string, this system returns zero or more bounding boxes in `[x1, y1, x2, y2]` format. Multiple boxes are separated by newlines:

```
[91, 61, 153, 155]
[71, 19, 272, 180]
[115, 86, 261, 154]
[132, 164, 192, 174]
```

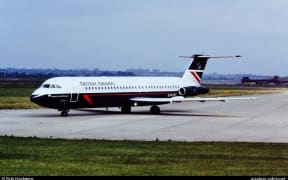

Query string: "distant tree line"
[0, 68, 135, 80]
[1, 67, 279, 82]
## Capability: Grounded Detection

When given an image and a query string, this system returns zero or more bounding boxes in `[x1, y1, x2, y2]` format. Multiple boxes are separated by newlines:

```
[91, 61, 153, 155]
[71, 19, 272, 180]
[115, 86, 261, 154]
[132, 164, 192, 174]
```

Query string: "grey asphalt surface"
[1, 93, 288, 142]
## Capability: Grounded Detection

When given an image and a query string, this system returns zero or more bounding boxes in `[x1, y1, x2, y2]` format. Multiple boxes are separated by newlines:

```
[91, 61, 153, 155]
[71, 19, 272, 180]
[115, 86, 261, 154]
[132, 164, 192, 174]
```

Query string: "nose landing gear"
[60, 109, 69, 117]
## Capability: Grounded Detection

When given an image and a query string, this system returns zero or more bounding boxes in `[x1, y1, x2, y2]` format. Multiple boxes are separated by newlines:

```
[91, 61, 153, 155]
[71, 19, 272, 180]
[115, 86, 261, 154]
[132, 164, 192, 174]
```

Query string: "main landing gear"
[120, 105, 161, 114]
[150, 105, 160, 114]
[121, 106, 131, 114]
[60, 109, 69, 117]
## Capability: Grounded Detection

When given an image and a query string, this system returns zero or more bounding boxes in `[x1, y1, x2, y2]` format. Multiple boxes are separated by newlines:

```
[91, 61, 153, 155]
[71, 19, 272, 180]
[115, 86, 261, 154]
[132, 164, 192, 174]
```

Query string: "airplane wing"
[130, 96, 256, 104]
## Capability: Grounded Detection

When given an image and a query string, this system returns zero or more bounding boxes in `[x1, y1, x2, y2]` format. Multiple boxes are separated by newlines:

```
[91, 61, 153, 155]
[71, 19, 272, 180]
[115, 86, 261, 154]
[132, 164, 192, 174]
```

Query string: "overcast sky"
[0, 0, 287, 75]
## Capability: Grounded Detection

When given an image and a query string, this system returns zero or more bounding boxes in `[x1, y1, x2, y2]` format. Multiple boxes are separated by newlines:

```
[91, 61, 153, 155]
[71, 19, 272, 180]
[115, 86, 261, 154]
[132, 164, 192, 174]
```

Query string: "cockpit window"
[43, 84, 50, 88]
[42, 84, 62, 88]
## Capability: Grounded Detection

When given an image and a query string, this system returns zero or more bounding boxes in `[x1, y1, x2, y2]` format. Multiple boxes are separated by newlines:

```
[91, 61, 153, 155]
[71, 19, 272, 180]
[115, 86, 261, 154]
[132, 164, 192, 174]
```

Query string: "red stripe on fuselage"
[83, 95, 94, 105]
[190, 71, 201, 85]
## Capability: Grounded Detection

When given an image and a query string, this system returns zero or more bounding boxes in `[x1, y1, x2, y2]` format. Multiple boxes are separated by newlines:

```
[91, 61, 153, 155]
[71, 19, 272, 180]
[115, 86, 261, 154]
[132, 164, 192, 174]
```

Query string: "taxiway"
[0, 93, 287, 142]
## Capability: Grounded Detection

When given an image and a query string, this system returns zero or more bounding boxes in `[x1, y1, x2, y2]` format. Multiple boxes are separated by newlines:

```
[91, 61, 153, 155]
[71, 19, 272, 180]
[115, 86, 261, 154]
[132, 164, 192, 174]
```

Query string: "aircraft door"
[70, 84, 79, 102]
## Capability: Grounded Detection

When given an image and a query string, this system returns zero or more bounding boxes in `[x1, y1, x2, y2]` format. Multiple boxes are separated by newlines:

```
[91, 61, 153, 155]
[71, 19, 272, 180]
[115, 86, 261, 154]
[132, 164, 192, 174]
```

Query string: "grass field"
[0, 88, 38, 109]
[205, 86, 287, 97]
[0, 136, 287, 176]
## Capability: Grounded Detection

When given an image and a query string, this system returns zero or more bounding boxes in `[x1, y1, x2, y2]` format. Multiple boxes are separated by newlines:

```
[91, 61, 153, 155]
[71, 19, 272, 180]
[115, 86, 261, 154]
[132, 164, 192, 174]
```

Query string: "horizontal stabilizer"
[179, 55, 241, 59]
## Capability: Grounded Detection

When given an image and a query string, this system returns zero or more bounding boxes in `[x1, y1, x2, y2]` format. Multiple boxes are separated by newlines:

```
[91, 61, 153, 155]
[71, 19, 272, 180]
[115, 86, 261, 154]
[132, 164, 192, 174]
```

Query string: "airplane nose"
[30, 94, 39, 104]
[30, 94, 44, 105]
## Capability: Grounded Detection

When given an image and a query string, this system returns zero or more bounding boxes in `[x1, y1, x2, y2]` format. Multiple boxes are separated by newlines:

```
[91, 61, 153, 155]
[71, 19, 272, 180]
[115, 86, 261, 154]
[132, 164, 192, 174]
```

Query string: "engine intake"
[178, 86, 209, 97]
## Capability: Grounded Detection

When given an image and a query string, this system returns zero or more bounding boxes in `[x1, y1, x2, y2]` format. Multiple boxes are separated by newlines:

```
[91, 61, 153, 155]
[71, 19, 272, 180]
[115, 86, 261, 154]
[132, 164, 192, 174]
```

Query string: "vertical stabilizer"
[180, 54, 241, 86]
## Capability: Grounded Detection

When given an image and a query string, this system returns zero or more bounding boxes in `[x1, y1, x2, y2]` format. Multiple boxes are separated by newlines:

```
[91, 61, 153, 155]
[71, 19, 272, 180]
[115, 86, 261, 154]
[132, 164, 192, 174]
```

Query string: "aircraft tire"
[150, 105, 160, 114]
[61, 110, 68, 117]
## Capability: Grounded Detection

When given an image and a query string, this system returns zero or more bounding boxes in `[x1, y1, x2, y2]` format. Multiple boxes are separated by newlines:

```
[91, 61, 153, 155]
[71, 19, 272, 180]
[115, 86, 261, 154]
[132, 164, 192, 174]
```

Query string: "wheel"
[61, 110, 68, 117]
[150, 105, 160, 114]
[121, 106, 131, 114]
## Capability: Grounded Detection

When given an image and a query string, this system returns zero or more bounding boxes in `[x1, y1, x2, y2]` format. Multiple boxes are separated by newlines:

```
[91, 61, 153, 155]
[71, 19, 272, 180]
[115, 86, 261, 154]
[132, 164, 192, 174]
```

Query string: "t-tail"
[178, 54, 241, 97]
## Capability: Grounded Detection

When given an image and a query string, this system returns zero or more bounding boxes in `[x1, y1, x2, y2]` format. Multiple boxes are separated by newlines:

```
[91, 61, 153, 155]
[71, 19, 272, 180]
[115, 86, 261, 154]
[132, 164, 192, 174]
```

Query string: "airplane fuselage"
[31, 76, 191, 111]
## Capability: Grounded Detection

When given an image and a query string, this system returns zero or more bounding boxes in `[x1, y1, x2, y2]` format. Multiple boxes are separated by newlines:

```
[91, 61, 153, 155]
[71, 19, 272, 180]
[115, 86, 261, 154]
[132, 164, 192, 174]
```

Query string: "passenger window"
[51, 84, 56, 88]
[56, 84, 62, 88]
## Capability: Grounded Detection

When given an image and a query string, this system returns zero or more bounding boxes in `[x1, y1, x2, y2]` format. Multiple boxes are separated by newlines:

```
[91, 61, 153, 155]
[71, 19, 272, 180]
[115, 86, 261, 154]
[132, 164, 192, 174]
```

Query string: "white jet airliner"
[31, 54, 253, 116]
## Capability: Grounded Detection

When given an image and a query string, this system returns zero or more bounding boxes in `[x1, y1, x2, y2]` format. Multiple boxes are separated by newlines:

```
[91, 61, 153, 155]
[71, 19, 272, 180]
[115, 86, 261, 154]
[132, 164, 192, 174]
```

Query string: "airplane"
[30, 54, 254, 116]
